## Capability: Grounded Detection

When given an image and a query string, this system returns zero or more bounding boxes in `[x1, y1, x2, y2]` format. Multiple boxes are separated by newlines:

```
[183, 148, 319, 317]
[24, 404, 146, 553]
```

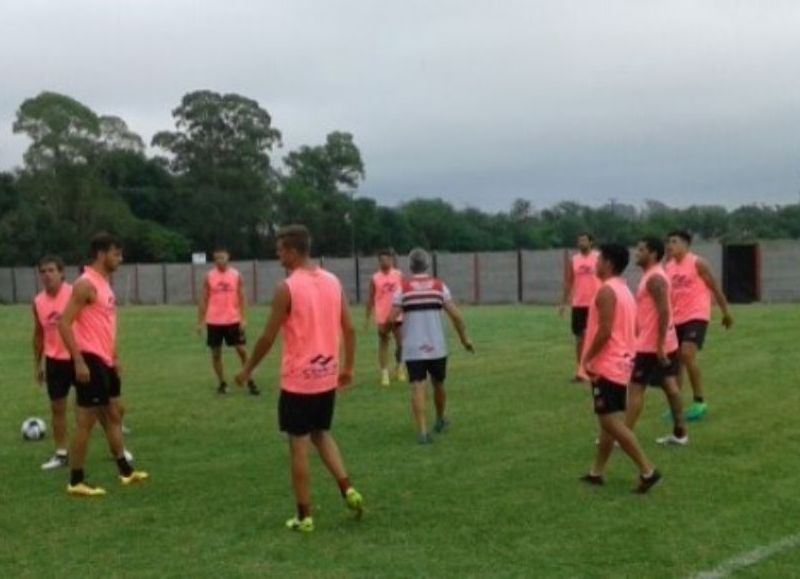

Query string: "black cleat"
[579, 473, 605, 486]
[217, 382, 228, 395]
[634, 469, 662, 494]
[247, 381, 261, 396]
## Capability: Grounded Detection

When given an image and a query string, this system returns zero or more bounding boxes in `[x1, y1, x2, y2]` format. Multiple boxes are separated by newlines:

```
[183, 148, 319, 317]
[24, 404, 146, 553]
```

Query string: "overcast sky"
[1, 0, 799, 211]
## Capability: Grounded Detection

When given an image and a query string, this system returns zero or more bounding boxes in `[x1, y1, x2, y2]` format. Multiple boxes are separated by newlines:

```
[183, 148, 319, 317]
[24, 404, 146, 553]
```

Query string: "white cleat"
[656, 434, 689, 446]
[41, 453, 69, 471]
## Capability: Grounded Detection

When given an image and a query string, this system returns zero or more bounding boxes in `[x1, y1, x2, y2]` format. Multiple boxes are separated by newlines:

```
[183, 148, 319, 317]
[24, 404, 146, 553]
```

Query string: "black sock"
[70, 469, 85, 486]
[297, 503, 311, 519]
[693, 396, 704, 403]
[116, 457, 133, 477]
[674, 426, 686, 438]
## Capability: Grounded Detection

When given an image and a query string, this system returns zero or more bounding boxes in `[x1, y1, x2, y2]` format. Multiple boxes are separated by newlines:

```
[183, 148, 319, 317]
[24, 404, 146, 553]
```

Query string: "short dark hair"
[38, 255, 65, 272]
[212, 245, 229, 255]
[277, 225, 311, 255]
[577, 232, 594, 242]
[668, 229, 692, 244]
[599, 243, 630, 275]
[640, 236, 665, 261]
[89, 232, 122, 258]
[377, 248, 395, 258]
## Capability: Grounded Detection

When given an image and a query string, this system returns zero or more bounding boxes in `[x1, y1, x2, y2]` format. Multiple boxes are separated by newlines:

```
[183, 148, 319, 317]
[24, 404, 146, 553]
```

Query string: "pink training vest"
[582, 276, 637, 386]
[636, 265, 679, 354]
[281, 267, 343, 394]
[73, 267, 117, 367]
[572, 251, 602, 307]
[34, 283, 72, 361]
[372, 268, 403, 325]
[206, 267, 242, 325]
[664, 253, 711, 325]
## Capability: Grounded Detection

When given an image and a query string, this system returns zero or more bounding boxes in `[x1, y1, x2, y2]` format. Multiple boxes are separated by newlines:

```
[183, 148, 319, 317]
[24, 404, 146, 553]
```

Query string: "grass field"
[1, 303, 799, 578]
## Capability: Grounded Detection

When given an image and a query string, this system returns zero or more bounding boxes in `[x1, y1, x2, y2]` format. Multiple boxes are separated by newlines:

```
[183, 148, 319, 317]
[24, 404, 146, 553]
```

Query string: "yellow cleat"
[380, 370, 391, 387]
[119, 470, 150, 485]
[67, 482, 107, 497]
[345, 487, 364, 520]
[285, 516, 314, 533]
[394, 367, 408, 383]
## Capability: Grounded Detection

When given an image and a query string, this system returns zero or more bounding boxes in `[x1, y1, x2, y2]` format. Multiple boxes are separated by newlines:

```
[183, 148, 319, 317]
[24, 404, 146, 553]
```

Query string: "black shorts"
[675, 320, 708, 350]
[279, 389, 336, 436]
[45, 357, 74, 401]
[632, 352, 680, 387]
[207, 323, 246, 348]
[591, 378, 627, 415]
[571, 307, 590, 337]
[75, 353, 121, 408]
[406, 358, 448, 384]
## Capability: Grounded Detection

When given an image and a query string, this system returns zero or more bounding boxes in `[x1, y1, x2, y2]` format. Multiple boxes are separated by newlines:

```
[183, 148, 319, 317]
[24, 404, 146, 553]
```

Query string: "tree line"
[1, 90, 798, 265]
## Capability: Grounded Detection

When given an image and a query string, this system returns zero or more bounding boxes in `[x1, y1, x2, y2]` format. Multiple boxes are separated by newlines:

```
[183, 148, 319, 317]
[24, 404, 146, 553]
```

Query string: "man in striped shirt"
[390, 248, 473, 444]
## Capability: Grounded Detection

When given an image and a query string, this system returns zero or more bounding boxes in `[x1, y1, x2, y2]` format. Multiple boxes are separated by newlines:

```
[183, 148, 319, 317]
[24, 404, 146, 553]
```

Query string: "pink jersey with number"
[636, 265, 679, 354]
[205, 267, 242, 325]
[582, 276, 636, 385]
[664, 253, 711, 325]
[34, 283, 72, 361]
[571, 251, 602, 307]
[74, 267, 117, 366]
[372, 268, 403, 325]
[281, 267, 343, 394]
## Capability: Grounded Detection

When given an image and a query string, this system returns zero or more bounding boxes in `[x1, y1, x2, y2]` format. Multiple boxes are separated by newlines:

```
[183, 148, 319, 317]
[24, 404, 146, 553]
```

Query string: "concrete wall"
[760, 240, 800, 303]
[1, 241, 798, 305]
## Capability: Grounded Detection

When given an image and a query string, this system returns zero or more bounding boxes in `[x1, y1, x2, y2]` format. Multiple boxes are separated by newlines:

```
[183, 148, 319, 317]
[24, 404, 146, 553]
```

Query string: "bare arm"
[646, 275, 670, 361]
[560, 255, 574, 309]
[238, 274, 248, 328]
[58, 280, 94, 383]
[196, 277, 209, 330]
[339, 294, 356, 387]
[696, 258, 733, 328]
[581, 286, 615, 372]
[32, 304, 44, 384]
[364, 280, 376, 328]
[443, 301, 474, 352]
[237, 282, 291, 383]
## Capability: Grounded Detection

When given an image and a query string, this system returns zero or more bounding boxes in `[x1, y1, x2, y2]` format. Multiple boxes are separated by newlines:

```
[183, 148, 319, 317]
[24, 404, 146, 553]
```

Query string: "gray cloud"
[1, 0, 799, 211]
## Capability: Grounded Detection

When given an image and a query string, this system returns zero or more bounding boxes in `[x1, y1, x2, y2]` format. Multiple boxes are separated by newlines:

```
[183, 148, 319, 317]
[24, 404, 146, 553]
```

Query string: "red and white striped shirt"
[393, 274, 452, 361]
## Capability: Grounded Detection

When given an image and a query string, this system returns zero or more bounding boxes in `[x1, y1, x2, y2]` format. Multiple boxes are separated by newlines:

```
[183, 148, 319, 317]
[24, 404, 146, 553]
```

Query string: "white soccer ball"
[21, 417, 47, 441]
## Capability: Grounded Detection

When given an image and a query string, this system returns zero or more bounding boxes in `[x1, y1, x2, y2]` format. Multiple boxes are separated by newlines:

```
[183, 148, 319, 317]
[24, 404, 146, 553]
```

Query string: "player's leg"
[391, 323, 406, 381]
[624, 383, 646, 431]
[597, 413, 663, 493]
[68, 406, 104, 495]
[287, 434, 315, 531]
[103, 367, 147, 484]
[657, 376, 689, 445]
[378, 325, 391, 386]
[571, 308, 587, 382]
[411, 381, 430, 443]
[42, 360, 71, 470]
[431, 358, 449, 433]
[680, 340, 706, 420]
[311, 430, 363, 518]
[211, 347, 226, 393]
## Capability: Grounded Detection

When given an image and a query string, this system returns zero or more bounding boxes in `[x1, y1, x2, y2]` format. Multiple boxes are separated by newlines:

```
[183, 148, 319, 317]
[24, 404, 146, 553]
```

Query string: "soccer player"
[33, 256, 73, 470]
[560, 233, 602, 382]
[235, 225, 363, 533]
[365, 249, 406, 386]
[626, 238, 688, 446]
[390, 248, 474, 445]
[196, 247, 259, 396]
[665, 230, 734, 421]
[58, 233, 148, 496]
[580, 244, 661, 493]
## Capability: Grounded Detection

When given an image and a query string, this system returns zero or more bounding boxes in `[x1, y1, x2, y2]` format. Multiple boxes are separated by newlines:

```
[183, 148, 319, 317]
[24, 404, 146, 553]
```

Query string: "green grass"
[1, 304, 799, 578]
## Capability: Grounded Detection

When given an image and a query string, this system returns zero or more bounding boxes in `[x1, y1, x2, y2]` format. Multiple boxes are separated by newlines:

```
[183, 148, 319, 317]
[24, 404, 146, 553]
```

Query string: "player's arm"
[443, 301, 474, 352]
[646, 275, 670, 363]
[196, 276, 209, 333]
[238, 273, 248, 329]
[364, 280, 376, 329]
[581, 286, 615, 374]
[696, 258, 733, 329]
[236, 282, 291, 384]
[32, 304, 44, 385]
[339, 292, 356, 387]
[559, 255, 574, 314]
[58, 280, 93, 384]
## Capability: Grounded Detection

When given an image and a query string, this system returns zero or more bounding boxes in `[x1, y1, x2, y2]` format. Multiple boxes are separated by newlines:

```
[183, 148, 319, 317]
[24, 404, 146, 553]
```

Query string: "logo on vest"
[302, 355, 338, 380]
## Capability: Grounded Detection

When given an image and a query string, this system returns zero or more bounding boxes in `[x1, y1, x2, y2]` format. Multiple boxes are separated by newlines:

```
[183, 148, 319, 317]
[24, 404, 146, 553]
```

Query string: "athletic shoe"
[345, 488, 364, 519]
[119, 470, 150, 485]
[634, 469, 662, 494]
[433, 417, 450, 434]
[579, 473, 605, 486]
[656, 434, 689, 446]
[285, 516, 314, 533]
[417, 433, 433, 445]
[686, 402, 708, 421]
[394, 367, 408, 382]
[41, 453, 68, 471]
[217, 382, 228, 395]
[67, 482, 107, 497]
[380, 370, 390, 387]
[247, 381, 261, 396]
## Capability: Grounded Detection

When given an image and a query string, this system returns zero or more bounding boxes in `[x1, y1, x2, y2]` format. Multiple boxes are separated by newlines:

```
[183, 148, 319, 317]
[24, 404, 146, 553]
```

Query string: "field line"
[691, 532, 800, 579]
